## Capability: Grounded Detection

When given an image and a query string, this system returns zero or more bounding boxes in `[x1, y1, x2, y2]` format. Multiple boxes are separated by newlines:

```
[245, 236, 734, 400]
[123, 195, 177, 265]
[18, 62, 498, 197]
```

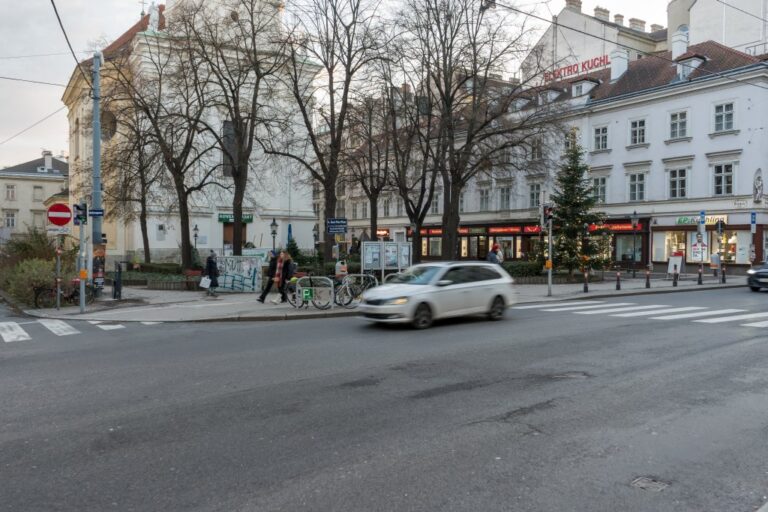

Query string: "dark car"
[747, 263, 768, 291]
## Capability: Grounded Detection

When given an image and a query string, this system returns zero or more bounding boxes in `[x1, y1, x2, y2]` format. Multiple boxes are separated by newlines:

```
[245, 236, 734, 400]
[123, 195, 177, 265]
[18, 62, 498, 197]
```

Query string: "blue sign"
[89, 208, 104, 217]
[699, 210, 706, 225]
[326, 218, 348, 234]
[751, 212, 757, 225]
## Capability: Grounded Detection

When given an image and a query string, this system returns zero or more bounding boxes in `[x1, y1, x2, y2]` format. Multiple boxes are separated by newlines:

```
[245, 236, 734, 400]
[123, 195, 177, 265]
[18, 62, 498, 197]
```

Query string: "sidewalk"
[21, 273, 744, 323]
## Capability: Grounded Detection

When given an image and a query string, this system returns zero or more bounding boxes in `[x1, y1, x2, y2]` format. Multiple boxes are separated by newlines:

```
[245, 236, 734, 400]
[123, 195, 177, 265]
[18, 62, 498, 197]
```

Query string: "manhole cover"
[631, 476, 669, 492]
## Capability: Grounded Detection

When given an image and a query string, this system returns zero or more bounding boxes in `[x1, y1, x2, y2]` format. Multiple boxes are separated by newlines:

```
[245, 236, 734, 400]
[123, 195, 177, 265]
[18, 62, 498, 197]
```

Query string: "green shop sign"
[218, 213, 254, 223]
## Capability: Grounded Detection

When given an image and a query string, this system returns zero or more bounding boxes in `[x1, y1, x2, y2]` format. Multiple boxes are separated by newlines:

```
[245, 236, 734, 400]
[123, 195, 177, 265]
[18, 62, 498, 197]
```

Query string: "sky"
[0, 0, 669, 168]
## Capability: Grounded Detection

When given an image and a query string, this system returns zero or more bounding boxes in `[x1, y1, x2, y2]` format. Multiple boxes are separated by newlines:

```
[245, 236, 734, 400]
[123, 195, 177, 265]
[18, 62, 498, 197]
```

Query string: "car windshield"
[389, 266, 442, 285]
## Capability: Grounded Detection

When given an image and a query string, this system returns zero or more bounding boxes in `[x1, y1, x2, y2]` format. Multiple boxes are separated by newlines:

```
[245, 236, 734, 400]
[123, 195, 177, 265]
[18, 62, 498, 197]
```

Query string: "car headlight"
[384, 297, 409, 305]
[747, 269, 757, 275]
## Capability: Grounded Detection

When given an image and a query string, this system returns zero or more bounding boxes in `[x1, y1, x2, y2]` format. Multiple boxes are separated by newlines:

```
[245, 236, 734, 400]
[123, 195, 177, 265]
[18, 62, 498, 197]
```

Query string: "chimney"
[594, 6, 609, 22]
[610, 48, 629, 81]
[42, 150, 53, 171]
[614, 14, 624, 26]
[651, 24, 664, 33]
[671, 28, 689, 59]
[565, 0, 581, 12]
[629, 18, 646, 32]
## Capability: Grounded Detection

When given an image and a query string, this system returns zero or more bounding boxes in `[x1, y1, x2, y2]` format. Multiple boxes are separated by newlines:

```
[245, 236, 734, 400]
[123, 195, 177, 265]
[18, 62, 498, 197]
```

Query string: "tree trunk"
[323, 187, 337, 262]
[139, 197, 151, 263]
[412, 228, 423, 263]
[369, 194, 378, 241]
[172, 175, 193, 270]
[441, 182, 462, 260]
[232, 174, 246, 256]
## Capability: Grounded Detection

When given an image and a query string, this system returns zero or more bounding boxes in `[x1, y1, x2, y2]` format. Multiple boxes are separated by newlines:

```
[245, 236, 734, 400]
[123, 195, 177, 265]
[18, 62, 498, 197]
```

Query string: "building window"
[313, 203, 320, 218]
[430, 193, 440, 215]
[592, 177, 606, 203]
[396, 198, 404, 217]
[479, 189, 490, 211]
[530, 140, 543, 160]
[383, 198, 391, 217]
[529, 183, 541, 208]
[628, 173, 645, 201]
[361, 201, 368, 218]
[669, 169, 687, 198]
[312, 182, 321, 200]
[5, 185, 16, 201]
[336, 181, 345, 198]
[499, 186, 511, 210]
[336, 200, 345, 218]
[459, 193, 465, 213]
[713, 163, 734, 195]
[594, 126, 608, 150]
[33, 186, 44, 202]
[33, 212, 45, 228]
[3, 211, 16, 229]
[574, 84, 583, 97]
[351, 202, 358, 219]
[630, 119, 646, 145]
[670, 111, 687, 139]
[714, 103, 734, 132]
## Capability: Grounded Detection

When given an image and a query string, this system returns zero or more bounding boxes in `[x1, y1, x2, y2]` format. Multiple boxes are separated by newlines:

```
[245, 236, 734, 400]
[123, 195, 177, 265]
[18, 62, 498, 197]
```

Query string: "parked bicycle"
[286, 274, 335, 310]
[334, 274, 378, 309]
[34, 278, 95, 309]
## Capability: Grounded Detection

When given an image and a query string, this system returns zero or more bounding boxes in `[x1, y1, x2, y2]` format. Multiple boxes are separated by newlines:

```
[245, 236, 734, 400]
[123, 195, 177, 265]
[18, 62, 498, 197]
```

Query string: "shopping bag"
[199, 276, 211, 289]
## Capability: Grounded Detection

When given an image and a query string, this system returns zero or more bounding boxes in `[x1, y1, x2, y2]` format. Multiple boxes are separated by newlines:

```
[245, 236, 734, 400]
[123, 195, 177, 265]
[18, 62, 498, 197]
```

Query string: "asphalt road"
[1, 287, 768, 512]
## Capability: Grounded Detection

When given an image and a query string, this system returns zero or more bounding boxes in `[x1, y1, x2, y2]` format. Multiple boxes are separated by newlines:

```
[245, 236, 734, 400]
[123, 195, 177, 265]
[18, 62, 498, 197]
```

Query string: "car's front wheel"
[750, 286, 761, 292]
[412, 303, 433, 329]
[487, 295, 506, 321]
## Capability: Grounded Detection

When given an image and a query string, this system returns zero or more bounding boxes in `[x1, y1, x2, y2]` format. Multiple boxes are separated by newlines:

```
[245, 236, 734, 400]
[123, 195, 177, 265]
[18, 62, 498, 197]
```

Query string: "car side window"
[473, 267, 501, 281]
[442, 267, 466, 285]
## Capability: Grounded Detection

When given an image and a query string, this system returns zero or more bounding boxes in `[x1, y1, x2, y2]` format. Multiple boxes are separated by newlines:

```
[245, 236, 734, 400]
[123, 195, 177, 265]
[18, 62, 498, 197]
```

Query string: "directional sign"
[47, 204, 72, 226]
[88, 208, 104, 217]
[326, 218, 348, 234]
[751, 211, 757, 234]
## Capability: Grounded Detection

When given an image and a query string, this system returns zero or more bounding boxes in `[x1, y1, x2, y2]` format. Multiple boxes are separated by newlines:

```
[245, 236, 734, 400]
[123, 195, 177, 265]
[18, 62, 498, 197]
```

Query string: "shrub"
[502, 261, 542, 277]
[5, 259, 59, 306]
[137, 262, 182, 274]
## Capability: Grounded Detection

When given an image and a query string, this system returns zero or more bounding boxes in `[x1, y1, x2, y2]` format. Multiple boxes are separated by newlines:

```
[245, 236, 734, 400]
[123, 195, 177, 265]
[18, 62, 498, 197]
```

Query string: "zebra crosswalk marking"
[574, 305, 668, 315]
[741, 320, 768, 328]
[512, 301, 604, 310]
[650, 309, 746, 320]
[541, 302, 635, 312]
[37, 319, 80, 336]
[612, 307, 707, 318]
[694, 312, 768, 324]
[0, 322, 31, 343]
[96, 324, 125, 331]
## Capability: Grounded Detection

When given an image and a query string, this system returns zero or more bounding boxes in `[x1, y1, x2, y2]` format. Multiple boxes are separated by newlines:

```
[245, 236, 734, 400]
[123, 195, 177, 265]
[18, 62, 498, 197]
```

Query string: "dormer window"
[539, 90, 560, 104]
[574, 84, 583, 97]
[571, 79, 598, 97]
[676, 55, 705, 81]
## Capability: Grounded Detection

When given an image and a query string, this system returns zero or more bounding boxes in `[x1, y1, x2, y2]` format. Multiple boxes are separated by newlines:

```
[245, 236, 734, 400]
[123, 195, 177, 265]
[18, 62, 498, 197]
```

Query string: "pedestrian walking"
[486, 243, 502, 265]
[276, 252, 297, 304]
[204, 250, 220, 296]
[257, 250, 279, 303]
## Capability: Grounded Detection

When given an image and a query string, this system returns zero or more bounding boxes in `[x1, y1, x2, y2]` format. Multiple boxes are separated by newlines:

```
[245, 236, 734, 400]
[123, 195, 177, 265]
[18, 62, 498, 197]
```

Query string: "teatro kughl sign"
[545, 55, 610, 82]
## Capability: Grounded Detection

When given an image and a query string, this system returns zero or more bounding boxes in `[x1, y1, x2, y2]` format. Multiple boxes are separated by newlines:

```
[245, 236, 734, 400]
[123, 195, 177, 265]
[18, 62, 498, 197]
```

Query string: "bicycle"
[334, 274, 378, 309]
[287, 274, 335, 310]
[34, 278, 95, 309]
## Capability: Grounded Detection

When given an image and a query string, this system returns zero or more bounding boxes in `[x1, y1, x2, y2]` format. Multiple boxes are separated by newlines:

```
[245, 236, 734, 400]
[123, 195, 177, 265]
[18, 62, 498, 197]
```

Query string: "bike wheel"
[311, 286, 333, 310]
[84, 286, 95, 305]
[335, 284, 354, 307]
[34, 288, 57, 309]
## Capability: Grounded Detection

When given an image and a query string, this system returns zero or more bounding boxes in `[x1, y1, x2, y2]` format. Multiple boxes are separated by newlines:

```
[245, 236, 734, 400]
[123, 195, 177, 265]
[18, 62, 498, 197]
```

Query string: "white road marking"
[541, 302, 635, 312]
[37, 319, 80, 336]
[512, 301, 604, 310]
[694, 312, 768, 324]
[96, 324, 125, 331]
[741, 320, 768, 328]
[650, 309, 746, 320]
[612, 306, 707, 318]
[88, 321, 103, 325]
[0, 322, 31, 343]
[140, 322, 162, 325]
[575, 305, 669, 315]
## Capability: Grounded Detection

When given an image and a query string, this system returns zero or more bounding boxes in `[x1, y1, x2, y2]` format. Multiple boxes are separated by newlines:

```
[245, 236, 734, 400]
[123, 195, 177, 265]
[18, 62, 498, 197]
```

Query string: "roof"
[0, 157, 68, 177]
[544, 41, 762, 104]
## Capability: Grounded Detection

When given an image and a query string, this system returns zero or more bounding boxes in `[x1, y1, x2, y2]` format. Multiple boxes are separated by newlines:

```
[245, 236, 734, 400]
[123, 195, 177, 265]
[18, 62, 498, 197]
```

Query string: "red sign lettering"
[489, 226, 522, 234]
[544, 55, 610, 82]
[523, 226, 542, 234]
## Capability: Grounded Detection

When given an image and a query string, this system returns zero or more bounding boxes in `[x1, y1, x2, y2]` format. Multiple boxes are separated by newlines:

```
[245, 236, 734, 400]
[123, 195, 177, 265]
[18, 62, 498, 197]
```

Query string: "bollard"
[616, 269, 621, 291]
[697, 266, 703, 285]
[673, 264, 678, 287]
[721, 265, 726, 284]
[645, 269, 651, 289]
[583, 270, 589, 293]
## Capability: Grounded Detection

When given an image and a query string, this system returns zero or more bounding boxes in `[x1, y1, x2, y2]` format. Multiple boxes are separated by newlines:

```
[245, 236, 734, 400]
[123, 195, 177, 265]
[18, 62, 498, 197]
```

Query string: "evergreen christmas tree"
[550, 132, 605, 275]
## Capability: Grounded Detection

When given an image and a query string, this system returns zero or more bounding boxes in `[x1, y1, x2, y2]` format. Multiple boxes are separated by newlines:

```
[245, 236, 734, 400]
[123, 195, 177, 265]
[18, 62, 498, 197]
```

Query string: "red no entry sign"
[47, 204, 72, 226]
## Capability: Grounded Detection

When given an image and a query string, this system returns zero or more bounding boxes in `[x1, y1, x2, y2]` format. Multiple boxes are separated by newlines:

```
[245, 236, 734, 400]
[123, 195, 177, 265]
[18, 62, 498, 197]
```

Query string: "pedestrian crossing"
[0, 319, 162, 344]
[512, 301, 768, 329]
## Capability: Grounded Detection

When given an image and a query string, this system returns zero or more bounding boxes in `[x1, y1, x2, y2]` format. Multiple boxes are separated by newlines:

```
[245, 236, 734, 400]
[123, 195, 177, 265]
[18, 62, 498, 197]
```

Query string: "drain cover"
[631, 476, 669, 492]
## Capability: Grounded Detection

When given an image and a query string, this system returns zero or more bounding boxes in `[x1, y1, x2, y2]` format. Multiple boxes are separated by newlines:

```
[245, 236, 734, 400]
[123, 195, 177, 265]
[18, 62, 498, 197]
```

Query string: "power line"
[0, 51, 88, 60]
[0, 106, 68, 147]
[490, 0, 768, 93]
[49, 0, 92, 90]
[0, 76, 67, 87]
[715, 0, 768, 24]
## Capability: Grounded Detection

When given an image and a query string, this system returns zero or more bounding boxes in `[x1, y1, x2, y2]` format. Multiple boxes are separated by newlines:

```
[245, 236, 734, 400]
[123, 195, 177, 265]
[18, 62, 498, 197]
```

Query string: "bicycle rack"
[295, 276, 335, 309]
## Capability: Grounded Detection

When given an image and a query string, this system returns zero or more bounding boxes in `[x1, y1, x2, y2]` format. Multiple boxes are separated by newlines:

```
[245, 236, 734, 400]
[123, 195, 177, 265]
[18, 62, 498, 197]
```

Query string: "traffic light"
[543, 205, 554, 221]
[73, 203, 88, 225]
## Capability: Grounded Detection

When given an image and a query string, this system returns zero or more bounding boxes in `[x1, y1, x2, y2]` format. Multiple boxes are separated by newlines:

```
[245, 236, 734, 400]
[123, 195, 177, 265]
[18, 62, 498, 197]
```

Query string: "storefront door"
[223, 223, 247, 249]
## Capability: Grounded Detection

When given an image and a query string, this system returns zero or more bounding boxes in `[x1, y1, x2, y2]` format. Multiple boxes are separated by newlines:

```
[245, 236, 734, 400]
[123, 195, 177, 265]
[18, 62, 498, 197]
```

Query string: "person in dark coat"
[486, 243, 502, 265]
[276, 252, 296, 303]
[204, 251, 220, 296]
[257, 250, 279, 303]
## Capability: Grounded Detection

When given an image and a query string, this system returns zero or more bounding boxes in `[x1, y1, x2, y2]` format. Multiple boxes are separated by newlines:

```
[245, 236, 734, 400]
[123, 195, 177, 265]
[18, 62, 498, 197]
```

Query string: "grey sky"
[0, 0, 668, 167]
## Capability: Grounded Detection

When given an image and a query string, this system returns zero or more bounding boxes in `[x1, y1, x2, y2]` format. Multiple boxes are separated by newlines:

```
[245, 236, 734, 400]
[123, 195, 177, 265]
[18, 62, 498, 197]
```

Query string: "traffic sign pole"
[79, 214, 86, 314]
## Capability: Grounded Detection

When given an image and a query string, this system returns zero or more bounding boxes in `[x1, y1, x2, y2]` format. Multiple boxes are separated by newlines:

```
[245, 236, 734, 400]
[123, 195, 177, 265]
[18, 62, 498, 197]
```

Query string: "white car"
[358, 262, 516, 329]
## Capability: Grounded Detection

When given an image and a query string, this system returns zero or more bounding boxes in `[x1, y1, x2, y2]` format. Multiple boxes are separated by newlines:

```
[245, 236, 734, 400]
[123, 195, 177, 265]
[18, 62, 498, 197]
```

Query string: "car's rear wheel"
[412, 303, 433, 329]
[750, 286, 761, 292]
[488, 295, 505, 321]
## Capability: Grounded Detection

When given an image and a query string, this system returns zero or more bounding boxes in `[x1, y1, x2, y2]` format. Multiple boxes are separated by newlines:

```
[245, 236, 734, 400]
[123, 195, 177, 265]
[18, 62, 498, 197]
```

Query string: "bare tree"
[263, 0, 381, 260]
[177, 0, 287, 255]
[395, 0, 559, 259]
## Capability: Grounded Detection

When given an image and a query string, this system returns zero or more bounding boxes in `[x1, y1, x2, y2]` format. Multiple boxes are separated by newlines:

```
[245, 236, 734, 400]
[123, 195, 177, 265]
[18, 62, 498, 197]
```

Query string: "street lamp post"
[312, 223, 319, 247]
[193, 224, 199, 248]
[631, 210, 639, 278]
[270, 218, 278, 251]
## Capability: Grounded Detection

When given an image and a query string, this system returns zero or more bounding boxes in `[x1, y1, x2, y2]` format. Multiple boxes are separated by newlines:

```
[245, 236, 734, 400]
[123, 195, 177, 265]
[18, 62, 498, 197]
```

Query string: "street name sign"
[89, 208, 104, 217]
[326, 218, 348, 234]
[47, 204, 72, 226]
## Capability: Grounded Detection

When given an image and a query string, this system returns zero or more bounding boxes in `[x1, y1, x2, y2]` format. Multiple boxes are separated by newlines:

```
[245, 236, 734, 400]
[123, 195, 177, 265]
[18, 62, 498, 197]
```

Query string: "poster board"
[217, 255, 264, 292]
[384, 243, 398, 269]
[666, 255, 684, 277]
[362, 241, 412, 277]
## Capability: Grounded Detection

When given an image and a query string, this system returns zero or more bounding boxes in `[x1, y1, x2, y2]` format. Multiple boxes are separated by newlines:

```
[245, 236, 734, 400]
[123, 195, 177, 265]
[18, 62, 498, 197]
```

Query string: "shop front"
[408, 223, 544, 260]
[589, 219, 649, 271]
